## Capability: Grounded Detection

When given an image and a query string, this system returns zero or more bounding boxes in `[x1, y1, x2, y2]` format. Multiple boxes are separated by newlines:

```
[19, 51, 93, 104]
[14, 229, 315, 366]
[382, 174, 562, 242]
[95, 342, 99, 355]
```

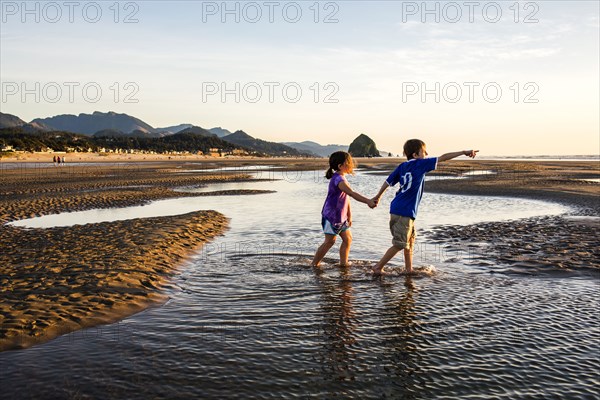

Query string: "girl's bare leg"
[311, 234, 336, 266]
[339, 230, 353, 266]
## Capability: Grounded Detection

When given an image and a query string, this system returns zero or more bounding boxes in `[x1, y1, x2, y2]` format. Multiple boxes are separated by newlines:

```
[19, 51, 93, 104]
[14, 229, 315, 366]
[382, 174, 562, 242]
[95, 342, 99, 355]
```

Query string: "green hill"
[348, 134, 380, 157]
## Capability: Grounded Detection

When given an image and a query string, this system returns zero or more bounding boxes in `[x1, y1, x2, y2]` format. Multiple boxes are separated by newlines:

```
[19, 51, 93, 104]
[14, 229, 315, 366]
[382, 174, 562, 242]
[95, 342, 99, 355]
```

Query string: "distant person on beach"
[62, 156, 65, 164]
[371, 139, 478, 275]
[52, 156, 56, 165]
[311, 151, 377, 267]
[56, 156, 61, 166]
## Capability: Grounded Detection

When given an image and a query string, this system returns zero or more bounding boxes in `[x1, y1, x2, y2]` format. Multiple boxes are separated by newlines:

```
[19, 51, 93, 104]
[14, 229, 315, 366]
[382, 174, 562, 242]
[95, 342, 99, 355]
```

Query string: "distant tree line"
[0, 128, 253, 155]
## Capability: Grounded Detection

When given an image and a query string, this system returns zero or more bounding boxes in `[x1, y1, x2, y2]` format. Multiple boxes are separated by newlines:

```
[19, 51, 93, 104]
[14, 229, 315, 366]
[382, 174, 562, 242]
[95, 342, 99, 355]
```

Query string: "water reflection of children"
[314, 267, 357, 383]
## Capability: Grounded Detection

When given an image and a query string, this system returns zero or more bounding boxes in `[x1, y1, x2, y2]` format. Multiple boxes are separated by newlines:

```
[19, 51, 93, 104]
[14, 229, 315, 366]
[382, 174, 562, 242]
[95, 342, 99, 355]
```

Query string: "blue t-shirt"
[386, 157, 438, 219]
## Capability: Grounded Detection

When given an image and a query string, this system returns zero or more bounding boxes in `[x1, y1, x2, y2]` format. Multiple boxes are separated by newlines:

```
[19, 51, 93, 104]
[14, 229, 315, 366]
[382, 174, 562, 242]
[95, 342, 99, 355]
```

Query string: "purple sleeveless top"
[321, 172, 349, 227]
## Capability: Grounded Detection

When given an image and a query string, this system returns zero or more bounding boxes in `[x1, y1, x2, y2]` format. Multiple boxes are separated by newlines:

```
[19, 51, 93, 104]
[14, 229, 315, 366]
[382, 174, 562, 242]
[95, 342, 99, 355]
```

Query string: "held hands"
[464, 150, 479, 158]
[367, 196, 380, 209]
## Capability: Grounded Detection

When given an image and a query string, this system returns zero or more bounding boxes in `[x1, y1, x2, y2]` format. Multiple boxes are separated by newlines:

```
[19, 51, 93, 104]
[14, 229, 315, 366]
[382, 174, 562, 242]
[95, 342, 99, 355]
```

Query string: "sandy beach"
[1, 152, 246, 163]
[0, 160, 271, 350]
[0, 211, 227, 350]
[0, 156, 598, 351]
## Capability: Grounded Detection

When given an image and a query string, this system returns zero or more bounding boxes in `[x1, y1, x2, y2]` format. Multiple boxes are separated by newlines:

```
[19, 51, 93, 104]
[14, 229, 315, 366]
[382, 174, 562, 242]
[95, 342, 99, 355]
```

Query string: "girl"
[311, 151, 376, 267]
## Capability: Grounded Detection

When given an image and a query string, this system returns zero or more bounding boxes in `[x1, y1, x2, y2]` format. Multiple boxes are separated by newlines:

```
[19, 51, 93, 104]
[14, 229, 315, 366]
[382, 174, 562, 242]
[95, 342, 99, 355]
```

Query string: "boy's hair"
[403, 139, 426, 160]
[326, 151, 353, 179]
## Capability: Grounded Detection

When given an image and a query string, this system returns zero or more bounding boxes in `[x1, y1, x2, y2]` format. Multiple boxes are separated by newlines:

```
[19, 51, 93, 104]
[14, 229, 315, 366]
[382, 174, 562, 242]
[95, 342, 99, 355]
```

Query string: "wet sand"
[0, 211, 227, 351]
[0, 163, 271, 223]
[400, 160, 599, 274]
[426, 216, 600, 275]
[426, 160, 599, 215]
[0, 163, 270, 350]
[1, 158, 598, 350]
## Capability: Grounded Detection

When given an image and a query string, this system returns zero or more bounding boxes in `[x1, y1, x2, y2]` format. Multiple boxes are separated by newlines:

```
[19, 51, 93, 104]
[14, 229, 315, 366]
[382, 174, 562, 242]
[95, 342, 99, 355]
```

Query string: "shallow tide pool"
[1, 170, 598, 399]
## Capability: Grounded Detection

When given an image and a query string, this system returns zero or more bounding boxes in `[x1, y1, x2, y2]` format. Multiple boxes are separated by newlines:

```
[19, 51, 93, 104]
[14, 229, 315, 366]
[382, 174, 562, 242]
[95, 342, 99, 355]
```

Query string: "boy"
[371, 139, 478, 275]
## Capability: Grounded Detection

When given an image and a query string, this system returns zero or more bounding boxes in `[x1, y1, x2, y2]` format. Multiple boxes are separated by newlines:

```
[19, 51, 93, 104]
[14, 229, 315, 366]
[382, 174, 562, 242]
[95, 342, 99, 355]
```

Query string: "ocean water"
[1, 170, 598, 399]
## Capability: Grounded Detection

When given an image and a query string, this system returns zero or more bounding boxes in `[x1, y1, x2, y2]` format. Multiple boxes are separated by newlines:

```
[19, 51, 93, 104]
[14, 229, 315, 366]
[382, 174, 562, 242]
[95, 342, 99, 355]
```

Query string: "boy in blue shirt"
[371, 139, 478, 275]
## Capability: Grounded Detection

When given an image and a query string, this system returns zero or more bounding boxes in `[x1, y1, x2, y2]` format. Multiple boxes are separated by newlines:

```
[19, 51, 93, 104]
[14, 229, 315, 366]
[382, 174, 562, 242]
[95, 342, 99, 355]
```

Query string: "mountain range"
[281, 141, 348, 158]
[0, 111, 377, 157]
[31, 111, 156, 136]
[0, 112, 53, 132]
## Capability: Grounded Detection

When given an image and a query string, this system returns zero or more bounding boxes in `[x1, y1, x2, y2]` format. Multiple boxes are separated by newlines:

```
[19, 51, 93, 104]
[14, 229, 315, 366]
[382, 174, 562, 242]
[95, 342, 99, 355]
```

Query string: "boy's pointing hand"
[464, 150, 479, 158]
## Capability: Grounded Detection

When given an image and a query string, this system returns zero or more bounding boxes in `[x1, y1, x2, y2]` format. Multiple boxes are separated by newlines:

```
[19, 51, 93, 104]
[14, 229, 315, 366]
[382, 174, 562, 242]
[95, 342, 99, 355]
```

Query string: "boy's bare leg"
[311, 235, 336, 266]
[339, 230, 352, 266]
[371, 246, 402, 275]
[404, 235, 415, 273]
[403, 248, 413, 273]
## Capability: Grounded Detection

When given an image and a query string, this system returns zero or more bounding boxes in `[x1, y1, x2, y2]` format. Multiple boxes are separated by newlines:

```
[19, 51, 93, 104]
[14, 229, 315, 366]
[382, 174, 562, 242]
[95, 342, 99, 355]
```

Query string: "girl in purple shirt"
[311, 151, 376, 267]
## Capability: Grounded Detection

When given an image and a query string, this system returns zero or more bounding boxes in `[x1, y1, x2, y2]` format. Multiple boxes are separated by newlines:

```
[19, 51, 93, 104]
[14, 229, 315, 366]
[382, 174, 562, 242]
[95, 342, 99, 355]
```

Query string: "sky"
[1, 0, 598, 156]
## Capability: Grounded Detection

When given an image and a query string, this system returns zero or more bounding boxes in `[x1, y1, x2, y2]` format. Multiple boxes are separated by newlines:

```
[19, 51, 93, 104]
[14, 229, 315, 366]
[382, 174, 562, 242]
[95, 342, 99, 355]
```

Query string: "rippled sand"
[426, 216, 600, 275]
[0, 164, 258, 350]
[0, 210, 228, 351]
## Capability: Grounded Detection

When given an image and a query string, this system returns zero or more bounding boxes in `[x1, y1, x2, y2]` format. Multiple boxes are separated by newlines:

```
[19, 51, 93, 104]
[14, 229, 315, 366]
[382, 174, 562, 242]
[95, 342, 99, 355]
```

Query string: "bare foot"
[339, 262, 353, 268]
[371, 265, 384, 275]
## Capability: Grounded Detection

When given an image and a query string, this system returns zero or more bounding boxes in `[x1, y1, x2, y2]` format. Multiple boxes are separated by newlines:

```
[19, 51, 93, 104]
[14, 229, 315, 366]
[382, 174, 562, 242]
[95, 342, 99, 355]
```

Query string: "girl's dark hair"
[403, 139, 426, 160]
[326, 151, 352, 179]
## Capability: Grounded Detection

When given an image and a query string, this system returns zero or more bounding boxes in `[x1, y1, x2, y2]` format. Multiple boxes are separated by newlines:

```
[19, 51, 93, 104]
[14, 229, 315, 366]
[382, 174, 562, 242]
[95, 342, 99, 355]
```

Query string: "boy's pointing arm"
[438, 150, 479, 162]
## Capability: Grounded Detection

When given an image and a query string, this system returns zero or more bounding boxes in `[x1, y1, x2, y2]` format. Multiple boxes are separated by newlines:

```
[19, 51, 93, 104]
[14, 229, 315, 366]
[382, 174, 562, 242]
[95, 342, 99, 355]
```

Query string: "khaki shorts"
[389, 214, 416, 250]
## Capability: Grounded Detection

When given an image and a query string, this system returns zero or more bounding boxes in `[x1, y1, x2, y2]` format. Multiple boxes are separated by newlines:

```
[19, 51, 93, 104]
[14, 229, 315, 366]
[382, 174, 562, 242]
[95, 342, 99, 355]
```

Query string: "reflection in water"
[313, 269, 426, 397]
[1, 170, 597, 399]
[376, 276, 424, 394]
[314, 266, 358, 384]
